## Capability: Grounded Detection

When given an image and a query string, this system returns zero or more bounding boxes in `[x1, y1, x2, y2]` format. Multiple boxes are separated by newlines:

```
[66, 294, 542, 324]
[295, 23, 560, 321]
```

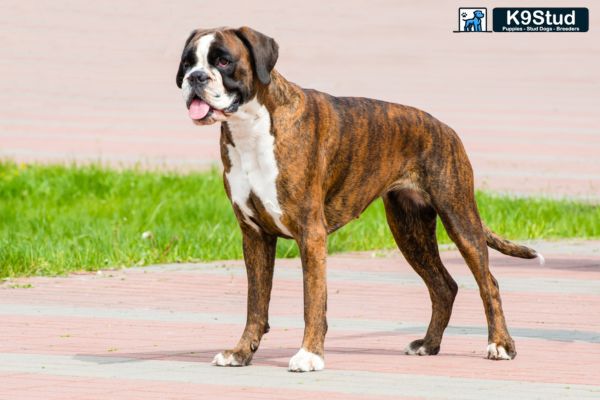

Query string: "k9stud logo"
[454, 7, 589, 33]
[493, 8, 589, 32]
[456, 8, 491, 32]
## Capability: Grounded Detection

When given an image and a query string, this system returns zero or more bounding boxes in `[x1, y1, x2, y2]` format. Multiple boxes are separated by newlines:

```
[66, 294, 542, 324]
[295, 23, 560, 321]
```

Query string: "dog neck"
[256, 70, 304, 115]
[225, 70, 304, 135]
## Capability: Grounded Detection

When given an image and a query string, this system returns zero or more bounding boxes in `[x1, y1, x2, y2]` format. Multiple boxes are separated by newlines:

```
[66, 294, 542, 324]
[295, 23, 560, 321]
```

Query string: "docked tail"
[483, 224, 545, 265]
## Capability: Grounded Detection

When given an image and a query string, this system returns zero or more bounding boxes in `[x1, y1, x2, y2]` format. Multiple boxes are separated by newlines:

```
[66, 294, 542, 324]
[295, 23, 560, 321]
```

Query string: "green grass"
[1, 161, 598, 278]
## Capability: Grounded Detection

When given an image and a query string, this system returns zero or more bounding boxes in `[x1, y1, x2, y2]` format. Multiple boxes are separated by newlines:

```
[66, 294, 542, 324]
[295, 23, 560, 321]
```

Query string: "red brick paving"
[1, 245, 599, 398]
[1, 1, 599, 199]
[1, 1, 599, 398]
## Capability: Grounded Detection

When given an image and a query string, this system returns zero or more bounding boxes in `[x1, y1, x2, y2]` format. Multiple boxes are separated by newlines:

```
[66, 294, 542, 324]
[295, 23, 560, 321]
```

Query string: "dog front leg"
[213, 226, 277, 367]
[288, 225, 328, 372]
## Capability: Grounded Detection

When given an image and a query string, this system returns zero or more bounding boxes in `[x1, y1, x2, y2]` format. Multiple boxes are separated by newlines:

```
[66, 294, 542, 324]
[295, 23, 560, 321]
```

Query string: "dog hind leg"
[383, 189, 458, 356]
[433, 186, 516, 360]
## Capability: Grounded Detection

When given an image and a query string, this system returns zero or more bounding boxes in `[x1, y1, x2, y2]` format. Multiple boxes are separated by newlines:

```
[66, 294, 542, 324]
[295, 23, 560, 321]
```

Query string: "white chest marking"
[225, 98, 292, 236]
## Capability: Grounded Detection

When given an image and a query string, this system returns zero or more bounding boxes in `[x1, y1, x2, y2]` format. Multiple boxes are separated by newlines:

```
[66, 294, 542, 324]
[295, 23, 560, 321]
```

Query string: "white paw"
[288, 348, 325, 372]
[486, 343, 511, 360]
[212, 352, 242, 366]
[404, 344, 429, 356]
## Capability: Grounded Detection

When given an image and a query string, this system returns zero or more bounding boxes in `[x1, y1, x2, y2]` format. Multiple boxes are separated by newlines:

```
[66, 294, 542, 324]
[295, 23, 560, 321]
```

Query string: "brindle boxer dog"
[175, 26, 543, 372]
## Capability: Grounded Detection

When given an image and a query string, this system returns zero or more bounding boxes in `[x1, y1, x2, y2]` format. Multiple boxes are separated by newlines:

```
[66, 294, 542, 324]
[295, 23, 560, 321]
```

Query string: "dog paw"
[212, 350, 249, 367]
[486, 343, 515, 360]
[288, 348, 325, 372]
[404, 339, 440, 356]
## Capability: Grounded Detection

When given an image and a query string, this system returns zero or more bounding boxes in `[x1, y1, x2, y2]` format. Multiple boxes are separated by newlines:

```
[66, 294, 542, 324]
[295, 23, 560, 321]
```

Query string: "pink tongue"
[188, 99, 210, 119]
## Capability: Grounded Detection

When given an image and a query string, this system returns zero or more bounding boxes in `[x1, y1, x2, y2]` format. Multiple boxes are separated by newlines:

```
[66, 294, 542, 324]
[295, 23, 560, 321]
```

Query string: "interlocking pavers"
[0, 1, 598, 398]
[1, 242, 599, 398]
[1, 1, 598, 199]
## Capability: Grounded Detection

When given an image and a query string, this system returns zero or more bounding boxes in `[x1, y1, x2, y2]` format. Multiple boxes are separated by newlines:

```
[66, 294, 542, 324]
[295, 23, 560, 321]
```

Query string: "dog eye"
[216, 57, 230, 68]
[182, 61, 190, 70]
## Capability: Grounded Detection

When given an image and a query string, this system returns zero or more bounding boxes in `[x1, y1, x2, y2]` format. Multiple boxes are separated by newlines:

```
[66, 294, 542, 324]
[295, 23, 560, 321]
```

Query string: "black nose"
[188, 70, 209, 86]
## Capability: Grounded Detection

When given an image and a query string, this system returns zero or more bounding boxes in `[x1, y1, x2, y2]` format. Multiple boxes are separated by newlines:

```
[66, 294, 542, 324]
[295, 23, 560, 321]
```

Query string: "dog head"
[473, 10, 485, 18]
[176, 27, 279, 125]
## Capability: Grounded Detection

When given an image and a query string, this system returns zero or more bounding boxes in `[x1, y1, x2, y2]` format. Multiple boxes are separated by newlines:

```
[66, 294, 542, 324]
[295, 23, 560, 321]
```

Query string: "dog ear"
[176, 29, 198, 88]
[235, 26, 279, 85]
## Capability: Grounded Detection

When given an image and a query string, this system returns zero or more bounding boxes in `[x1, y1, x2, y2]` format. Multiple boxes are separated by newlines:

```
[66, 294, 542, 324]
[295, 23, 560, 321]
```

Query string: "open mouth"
[186, 94, 240, 122]
[187, 96, 217, 121]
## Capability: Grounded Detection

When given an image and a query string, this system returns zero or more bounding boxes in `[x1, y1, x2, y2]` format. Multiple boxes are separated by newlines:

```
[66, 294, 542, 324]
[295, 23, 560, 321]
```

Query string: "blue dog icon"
[463, 10, 485, 31]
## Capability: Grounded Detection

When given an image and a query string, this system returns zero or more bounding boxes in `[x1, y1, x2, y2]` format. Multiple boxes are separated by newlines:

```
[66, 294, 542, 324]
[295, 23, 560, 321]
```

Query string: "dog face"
[473, 10, 484, 18]
[176, 27, 279, 125]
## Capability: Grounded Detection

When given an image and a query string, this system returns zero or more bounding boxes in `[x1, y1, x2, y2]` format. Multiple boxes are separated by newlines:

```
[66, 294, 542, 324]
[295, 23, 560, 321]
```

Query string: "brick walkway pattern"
[1, 1, 599, 199]
[1, 243, 600, 399]
[1, 1, 599, 399]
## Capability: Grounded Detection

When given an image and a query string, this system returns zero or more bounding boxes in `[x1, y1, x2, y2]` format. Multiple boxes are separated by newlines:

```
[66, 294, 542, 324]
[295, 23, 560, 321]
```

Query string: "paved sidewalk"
[1, 241, 599, 399]
[1, 1, 599, 199]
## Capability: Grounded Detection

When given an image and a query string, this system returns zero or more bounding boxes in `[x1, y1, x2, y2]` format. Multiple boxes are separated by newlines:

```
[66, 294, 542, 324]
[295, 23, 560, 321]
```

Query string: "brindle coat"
[177, 27, 540, 369]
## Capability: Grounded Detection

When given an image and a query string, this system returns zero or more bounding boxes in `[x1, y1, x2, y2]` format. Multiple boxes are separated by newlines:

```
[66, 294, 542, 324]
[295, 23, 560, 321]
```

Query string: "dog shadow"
[73, 348, 293, 367]
[73, 330, 483, 367]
